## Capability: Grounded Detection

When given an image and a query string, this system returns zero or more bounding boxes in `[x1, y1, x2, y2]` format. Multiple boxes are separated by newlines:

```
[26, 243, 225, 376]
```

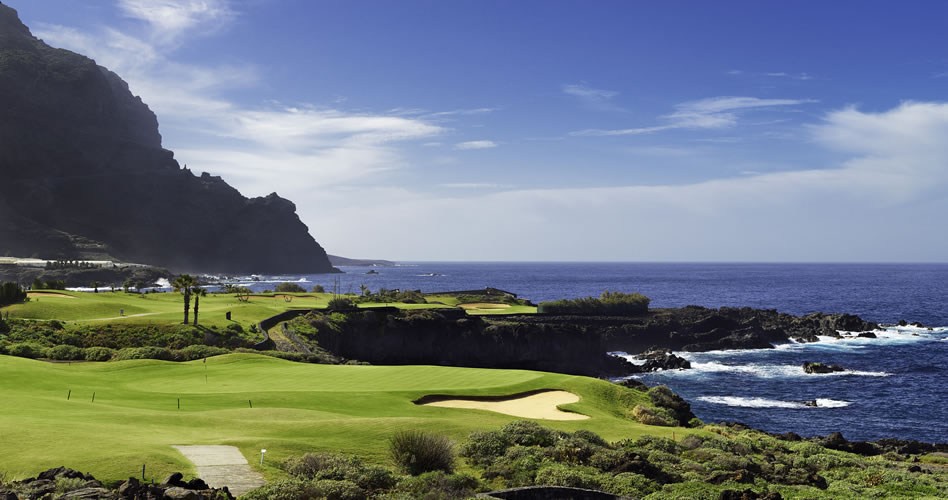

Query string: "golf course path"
[172, 445, 265, 497]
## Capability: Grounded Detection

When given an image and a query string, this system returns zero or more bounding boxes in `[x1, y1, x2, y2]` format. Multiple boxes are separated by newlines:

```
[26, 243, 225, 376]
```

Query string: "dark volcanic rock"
[802, 362, 845, 374]
[636, 349, 692, 371]
[12, 467, 234, 500]
[0, 3, 335, 274]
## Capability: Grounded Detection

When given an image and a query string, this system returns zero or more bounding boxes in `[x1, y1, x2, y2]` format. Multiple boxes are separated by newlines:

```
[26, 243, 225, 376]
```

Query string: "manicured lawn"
[0, 353, 677, 484]
[2, 291, 531, 330]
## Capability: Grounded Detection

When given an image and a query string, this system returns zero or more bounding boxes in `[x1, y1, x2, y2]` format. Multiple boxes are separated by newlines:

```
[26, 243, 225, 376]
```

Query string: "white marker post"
[260, 449, 267, 466]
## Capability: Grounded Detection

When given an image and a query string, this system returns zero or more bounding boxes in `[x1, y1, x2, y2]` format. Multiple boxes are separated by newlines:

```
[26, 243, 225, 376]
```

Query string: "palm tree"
[123, 279, 132, 293]
[90, 281, 100, 293]
[172, 274, 197, 324]
[191, 285, 206, 326]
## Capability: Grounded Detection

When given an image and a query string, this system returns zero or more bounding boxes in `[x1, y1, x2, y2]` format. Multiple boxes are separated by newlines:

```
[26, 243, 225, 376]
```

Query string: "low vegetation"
[539, 290, 651, 315]
[0, 281, 26, 307]
[234, 420, 948, 499]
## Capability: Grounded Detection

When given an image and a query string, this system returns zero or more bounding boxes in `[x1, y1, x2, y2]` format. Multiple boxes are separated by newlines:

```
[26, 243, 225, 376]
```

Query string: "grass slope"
[0, 353, 673, 484]
[1, 290, 518, 330]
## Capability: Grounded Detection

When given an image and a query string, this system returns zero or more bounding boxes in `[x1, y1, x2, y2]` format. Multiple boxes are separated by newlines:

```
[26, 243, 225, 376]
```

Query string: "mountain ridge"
[0, 2, 337, 274]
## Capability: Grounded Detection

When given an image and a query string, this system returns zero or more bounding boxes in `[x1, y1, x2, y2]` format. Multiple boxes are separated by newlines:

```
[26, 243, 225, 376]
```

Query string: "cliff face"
[0, 2, 336, 273]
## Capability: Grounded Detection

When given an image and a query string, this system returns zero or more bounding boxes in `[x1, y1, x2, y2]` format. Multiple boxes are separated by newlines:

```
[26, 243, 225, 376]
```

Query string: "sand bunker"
[27, 292, 76, 299]
[419, 390, 588, 420]
[458, 303, 511, 309]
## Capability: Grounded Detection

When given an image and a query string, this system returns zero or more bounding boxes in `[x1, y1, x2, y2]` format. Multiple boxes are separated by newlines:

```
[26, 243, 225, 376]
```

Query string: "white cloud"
[316, 102, 948, 261]
[563, 83, 622, 111]
[563, 83, 618, 101]
[118, 0, 235, 43]
[766, 72, 814, 81]
[34, 2, 445, 196]
[455, 140, 498, 150]
[439, 183, 513, 189]
[571, 96, 816, 136]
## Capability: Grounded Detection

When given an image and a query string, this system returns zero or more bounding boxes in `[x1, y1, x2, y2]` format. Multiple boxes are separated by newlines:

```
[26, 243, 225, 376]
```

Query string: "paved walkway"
[172, 445, 266, 497]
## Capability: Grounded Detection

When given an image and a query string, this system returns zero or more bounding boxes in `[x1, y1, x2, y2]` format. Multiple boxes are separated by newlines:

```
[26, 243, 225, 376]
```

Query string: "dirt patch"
[458, 302, 511, 309]
[27, 292, 76, 299]
[417, 389, 588, 420]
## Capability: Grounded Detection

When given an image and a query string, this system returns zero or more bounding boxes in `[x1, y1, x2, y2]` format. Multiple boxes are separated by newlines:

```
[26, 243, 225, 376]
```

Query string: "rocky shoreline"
[279, 305, 895, 377]
[0, 467, 234, 500]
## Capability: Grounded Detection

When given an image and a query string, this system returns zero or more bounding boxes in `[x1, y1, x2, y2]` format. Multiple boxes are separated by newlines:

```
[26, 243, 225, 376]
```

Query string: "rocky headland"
[277, 305, 880, 377]
[0, 2, 335, 274]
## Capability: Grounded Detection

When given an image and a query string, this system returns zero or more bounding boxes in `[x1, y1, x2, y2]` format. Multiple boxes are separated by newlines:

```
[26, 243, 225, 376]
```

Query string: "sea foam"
[697, 396, 852, 409]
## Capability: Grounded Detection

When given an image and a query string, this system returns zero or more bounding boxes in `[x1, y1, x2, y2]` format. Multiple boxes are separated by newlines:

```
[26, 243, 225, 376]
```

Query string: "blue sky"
[8, 0, 948, 261]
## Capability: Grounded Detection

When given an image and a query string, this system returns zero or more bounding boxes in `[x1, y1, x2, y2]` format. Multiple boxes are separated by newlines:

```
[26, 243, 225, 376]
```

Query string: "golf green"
[0, 353, 671, 484]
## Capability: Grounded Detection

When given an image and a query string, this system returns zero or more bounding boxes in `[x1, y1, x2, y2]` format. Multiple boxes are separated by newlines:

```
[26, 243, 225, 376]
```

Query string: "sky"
[7, 0, 948, 262]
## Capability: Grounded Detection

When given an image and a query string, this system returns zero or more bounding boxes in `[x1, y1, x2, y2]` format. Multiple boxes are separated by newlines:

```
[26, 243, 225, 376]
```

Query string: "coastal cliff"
[280, 306, 879, 377]
[0, 2, 336, 274]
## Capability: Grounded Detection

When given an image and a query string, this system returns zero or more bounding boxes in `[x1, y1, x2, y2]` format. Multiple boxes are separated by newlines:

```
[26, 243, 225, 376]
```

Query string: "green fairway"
[1, 290, 531, 331]
[4, 290, 330, 329]
[0, 353, 675, 485]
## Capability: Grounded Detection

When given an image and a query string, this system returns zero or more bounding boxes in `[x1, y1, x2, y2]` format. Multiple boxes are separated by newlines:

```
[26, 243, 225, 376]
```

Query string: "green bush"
[631, 404, 677, 426]
[327, 297, 356, 309]
[538, 290, 650, 315]
[647, 385, 695, 425]
[0, 282, 28, 306]
[284, 453, 395, 492]
[84, 346, 115, 362]
[500, 420, 563, 447]
[389, 430, 456, 475]
[8, 342, 47, 359]
[601, 472, 659, 497]
[113, 346, 173, 361]
[241, 478, 316, 500]
[308, 479, 364, 500]
[551, 436, 599, 464]
[458, 430, 511, 466]
[392, 471, 479, 500]
[534, 463, 602, 490]
[275, 282, 307, 293]
[47, 344, 85, 360]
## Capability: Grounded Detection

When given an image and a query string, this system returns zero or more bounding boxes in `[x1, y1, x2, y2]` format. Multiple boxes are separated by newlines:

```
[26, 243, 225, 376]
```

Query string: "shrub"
[631, 404, 677, 426]
[8, 342, 47, 359]
[55, 477, 87, 494]
[241, 478, 316, 500]
[500, 420, 562, 447]
[284, 452, 396, 492]
[47, 344, 85, 360]
[601, 472, 660, 497]
[0, 282, 27, 306]
[648, 385, 695, 425]
[84, 346, 115, 362]
[630, 435, 681, 455]
[534, 463, 602, 490]
[392, 471, 479, 500]
[275, 282, 307, 293]
[572, 429, 608, 447]
[389, 430, 456, 475]
[551, 436, 599, 464]
[481, 445, 544, 485]
[113, 346, 173, 361]
[309, 479, 364, 500]
[327, 297, 356, 310]
[312, 284, 326, 293]
[458, 430, 511, 466]
[538, 290, 650, 315]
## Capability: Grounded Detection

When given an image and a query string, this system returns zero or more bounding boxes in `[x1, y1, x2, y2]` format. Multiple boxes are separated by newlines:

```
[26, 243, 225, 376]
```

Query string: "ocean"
[227, 262, 948, 443]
